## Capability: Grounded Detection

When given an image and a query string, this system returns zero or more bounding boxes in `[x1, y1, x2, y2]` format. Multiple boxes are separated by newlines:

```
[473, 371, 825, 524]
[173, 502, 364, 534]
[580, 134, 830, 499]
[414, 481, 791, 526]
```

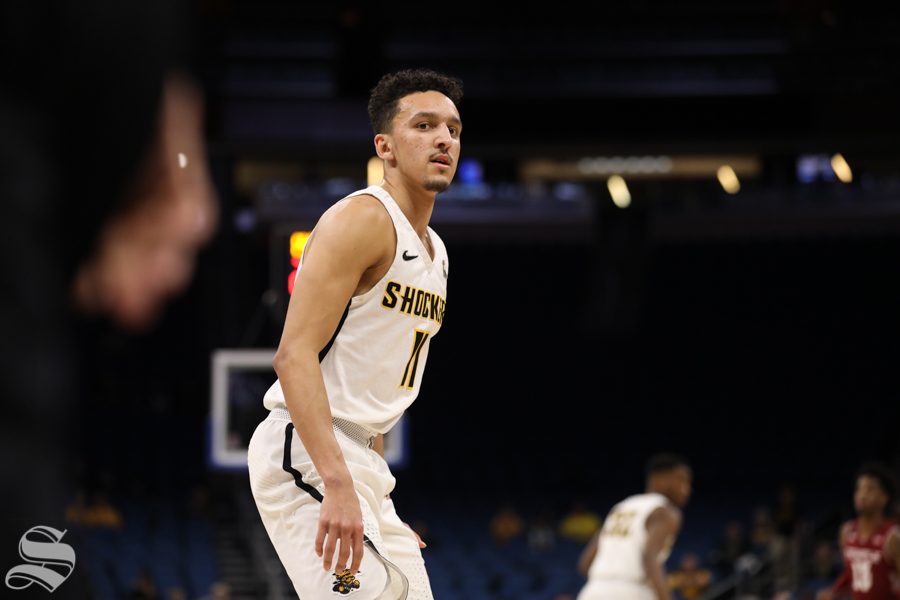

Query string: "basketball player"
[818, 463, 900, 600]
[247, 69, 462, 599]
[576, 454, 693, 600]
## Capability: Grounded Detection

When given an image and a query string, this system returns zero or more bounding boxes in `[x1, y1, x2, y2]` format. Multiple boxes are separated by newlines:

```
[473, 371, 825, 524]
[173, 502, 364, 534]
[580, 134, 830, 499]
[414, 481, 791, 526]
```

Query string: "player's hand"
[316, 483, 364, 574]
[816, 590, 834, 600]
[403, 522, 427, 549]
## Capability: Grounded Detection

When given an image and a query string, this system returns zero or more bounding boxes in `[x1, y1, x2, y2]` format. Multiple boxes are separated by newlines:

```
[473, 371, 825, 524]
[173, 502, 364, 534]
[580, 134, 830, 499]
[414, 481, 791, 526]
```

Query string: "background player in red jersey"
[818, 463, 900, 600]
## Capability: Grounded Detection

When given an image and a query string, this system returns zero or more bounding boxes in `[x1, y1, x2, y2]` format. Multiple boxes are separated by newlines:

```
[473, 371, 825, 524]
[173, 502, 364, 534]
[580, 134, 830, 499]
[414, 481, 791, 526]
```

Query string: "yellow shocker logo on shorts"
[332, 569, 361, 595]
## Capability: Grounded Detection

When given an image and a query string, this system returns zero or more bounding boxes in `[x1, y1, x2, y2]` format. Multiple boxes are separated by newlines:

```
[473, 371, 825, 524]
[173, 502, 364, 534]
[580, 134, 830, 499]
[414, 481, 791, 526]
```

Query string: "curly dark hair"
[367, 68, 463, 135]
[857, 461, 898, 510]
[646, 453, 690, 477]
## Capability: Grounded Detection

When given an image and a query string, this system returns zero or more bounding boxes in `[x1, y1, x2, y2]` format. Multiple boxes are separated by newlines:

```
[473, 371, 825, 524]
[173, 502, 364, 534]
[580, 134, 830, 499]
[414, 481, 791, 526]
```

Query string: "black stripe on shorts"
[281, 422, 385, 554]
[282, 423, 324, 502]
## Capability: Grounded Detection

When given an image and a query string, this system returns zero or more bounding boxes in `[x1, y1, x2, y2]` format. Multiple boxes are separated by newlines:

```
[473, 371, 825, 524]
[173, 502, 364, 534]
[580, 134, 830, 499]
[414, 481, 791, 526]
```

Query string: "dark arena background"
[2, 2, 900, 599]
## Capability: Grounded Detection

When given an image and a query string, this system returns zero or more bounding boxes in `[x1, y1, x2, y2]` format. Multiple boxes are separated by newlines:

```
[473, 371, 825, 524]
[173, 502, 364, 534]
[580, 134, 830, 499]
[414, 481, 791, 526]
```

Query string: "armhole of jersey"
[348, 192, 400, 305]
[319, 301, 350, 362]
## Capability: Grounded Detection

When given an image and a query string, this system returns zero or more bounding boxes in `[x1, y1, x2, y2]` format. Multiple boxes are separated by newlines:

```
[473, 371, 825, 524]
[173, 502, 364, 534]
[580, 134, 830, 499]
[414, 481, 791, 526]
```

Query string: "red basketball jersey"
[835, 519, 900, 600]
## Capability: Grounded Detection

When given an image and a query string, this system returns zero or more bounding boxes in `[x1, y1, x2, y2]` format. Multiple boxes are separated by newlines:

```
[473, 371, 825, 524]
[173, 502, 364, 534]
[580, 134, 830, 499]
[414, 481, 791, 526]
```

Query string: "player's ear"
[374, 133, 394, 161]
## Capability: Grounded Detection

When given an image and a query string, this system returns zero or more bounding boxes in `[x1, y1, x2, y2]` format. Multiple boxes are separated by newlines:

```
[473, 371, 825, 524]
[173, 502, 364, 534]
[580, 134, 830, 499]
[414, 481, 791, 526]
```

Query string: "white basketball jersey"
[587, 493, 674, 585]
[264, 185, 449, 434]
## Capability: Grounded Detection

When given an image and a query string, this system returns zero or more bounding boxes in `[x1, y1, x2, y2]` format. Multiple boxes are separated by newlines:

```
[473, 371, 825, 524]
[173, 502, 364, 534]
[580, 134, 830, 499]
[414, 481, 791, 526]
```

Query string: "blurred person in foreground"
[817, 463, 900, 600]
[72, 75, 217, 329]
[0, 3, 216, 596]
[577, 454, 693, 600]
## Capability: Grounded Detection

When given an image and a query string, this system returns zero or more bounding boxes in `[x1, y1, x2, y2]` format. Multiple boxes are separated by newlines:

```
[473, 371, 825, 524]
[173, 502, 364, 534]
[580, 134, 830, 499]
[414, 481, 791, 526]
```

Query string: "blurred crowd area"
[60, 447, 892, 600]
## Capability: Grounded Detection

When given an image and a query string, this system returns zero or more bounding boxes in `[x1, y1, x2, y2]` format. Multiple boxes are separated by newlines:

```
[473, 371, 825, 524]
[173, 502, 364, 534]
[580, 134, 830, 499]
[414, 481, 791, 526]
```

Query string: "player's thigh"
[248, 420, 394, 599]
[268, 501, 393, 600]
[376, 497, 434, 600]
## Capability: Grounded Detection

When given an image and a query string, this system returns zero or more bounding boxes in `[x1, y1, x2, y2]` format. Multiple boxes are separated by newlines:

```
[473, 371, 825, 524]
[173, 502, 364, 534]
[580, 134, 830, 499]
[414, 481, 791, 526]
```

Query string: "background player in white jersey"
[247, 69, 462, 599]
[577, 454, 693, 600]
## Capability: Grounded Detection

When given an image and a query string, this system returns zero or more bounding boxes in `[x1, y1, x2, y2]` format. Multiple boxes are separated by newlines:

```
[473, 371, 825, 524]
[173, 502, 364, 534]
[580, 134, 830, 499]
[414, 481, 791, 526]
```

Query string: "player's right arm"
[273, 195, 393, 575]
[643, 506, 681, 600]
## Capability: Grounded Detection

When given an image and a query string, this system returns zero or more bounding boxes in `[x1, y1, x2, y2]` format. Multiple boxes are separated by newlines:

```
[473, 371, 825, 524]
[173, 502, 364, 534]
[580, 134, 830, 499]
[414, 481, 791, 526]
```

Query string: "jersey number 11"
[400, 329, 429, 390]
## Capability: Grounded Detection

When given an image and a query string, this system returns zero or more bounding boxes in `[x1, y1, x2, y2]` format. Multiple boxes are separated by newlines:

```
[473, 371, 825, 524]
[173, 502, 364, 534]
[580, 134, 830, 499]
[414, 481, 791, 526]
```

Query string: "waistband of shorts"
[585, 577, 650, 590]
[268, 407, 375, 449]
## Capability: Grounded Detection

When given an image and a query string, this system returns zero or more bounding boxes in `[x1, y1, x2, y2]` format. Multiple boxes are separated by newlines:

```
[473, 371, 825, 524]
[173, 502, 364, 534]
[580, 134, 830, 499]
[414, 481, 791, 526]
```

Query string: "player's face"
[669, 466, 693, 508]
[854, 475, 887, 515]
[386, 91, 461, 193]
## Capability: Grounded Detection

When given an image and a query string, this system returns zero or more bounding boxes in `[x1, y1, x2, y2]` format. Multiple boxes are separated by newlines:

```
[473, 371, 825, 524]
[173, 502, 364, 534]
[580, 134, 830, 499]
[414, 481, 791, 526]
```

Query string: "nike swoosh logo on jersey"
[402, 250, 418, 261]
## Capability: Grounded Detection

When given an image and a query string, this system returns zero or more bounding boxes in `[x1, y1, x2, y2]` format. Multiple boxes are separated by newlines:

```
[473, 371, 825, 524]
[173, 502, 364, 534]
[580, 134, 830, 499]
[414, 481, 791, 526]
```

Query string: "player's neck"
[380, 178, 435, 237]
[857, 513, 884, 533]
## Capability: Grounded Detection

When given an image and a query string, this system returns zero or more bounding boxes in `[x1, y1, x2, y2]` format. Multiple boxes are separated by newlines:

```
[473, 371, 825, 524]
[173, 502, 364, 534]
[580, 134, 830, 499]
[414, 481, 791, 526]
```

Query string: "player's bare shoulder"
[647, 504, 682, 533]
[330, 193, 388, 218]
[307, 194, 394, 266]
[324, 194, 392, 234]
[838, 520, 853, 546]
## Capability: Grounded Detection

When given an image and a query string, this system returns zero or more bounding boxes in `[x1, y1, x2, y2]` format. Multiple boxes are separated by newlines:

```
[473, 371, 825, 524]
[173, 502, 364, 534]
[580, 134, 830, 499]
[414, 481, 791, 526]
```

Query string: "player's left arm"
[886, 526, 900, 573]
[643, 506, 682, 600]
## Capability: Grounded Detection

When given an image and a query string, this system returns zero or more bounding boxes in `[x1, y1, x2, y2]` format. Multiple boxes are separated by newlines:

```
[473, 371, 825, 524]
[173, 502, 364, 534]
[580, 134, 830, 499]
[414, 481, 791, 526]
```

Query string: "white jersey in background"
[263, 184, 449, 433]
[579, 493, 674, 600]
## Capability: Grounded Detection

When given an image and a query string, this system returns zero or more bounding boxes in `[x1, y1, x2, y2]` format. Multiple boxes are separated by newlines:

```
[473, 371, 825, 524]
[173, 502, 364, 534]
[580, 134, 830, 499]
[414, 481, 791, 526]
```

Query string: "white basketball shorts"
[577, 579, 656, 600]
[248, 408, 433, 599]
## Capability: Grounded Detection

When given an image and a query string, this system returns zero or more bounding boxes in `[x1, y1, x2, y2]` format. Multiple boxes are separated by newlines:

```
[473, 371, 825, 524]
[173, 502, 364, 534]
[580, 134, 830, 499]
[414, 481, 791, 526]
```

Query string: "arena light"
[796, 154, 836, 183]
[607, 175, 631, 209]
[717, 165, 740, 194]
[831, 153, 852, 183]
[577, 156, 673, 176]
[522, 155, 760, 182]
[458, 158, 484, 185]
[367, 156, 384, 186]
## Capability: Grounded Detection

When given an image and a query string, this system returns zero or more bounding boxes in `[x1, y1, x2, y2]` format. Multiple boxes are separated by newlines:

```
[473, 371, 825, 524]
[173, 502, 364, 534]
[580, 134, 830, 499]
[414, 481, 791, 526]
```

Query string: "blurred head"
[167, 588, 188, 600]
[680, 552, 700, 571]
[72, 74, 218, 330]
[725, 520, 744, 540]
[210, 582, 230, 600]
[369, 69, 463, 194]
[753, 507, 772, 526]
[646, 453, 692, 508]
[814, 541, 834, 569]
[777, 483, 796, 507]
[854, 462, 896, 517]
